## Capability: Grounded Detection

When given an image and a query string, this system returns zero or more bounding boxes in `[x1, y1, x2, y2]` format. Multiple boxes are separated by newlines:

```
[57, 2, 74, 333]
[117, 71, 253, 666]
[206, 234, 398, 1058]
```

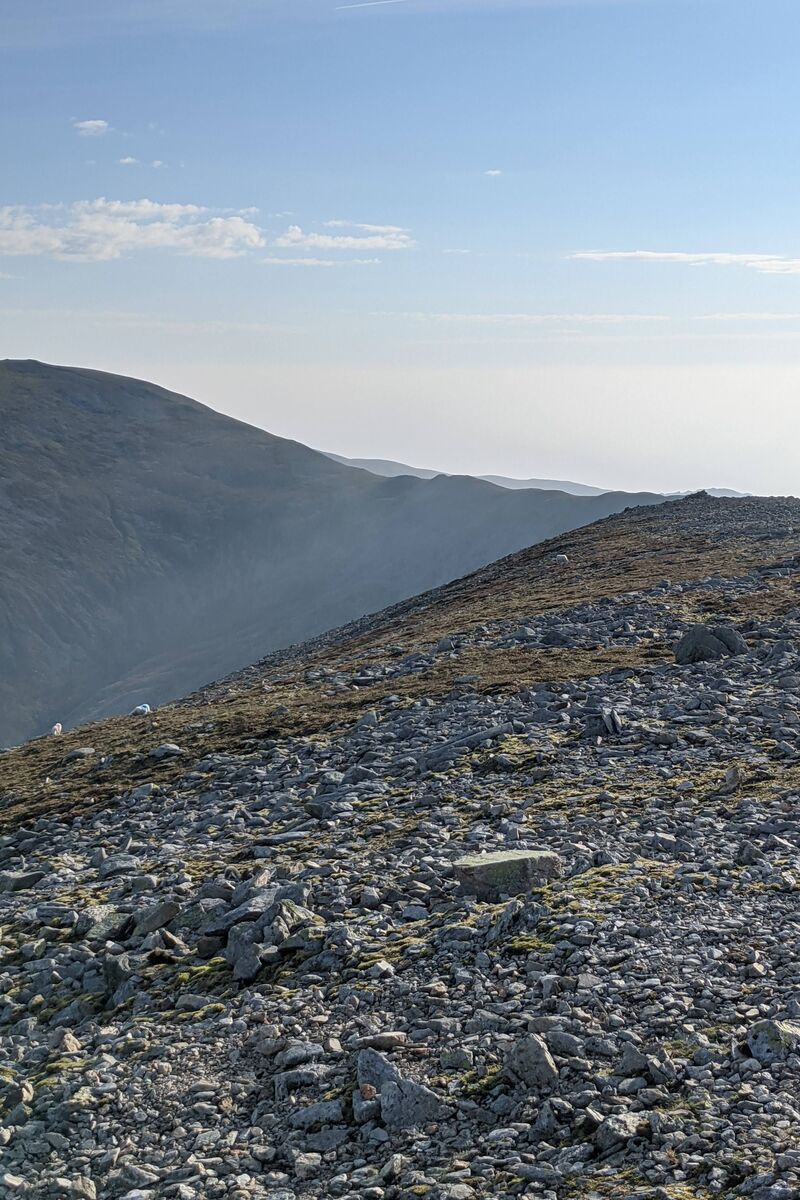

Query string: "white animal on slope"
[130, 704, 151, 716]
[51, 723, 62, 736]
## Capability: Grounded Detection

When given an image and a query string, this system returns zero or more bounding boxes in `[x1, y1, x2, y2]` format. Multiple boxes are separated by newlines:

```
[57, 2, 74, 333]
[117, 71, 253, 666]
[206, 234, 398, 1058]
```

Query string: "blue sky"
[3, 0, 800, 493]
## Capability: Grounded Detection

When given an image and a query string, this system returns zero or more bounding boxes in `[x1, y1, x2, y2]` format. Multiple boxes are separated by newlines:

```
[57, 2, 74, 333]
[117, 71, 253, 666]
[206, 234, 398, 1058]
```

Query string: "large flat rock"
[453, 849, 562, 899]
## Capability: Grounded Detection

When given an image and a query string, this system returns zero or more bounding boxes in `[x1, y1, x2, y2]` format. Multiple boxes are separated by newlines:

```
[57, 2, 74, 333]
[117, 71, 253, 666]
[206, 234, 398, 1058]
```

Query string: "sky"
[3, 0, 800, 494]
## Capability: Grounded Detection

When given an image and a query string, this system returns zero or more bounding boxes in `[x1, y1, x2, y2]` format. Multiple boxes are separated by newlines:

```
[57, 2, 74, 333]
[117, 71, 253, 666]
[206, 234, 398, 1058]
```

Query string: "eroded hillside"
[1, 493, 799, 1200]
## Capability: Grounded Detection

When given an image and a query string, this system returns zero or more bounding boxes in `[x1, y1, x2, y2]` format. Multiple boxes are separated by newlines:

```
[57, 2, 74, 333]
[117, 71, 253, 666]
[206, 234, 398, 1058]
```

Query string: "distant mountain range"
[325, 452, 745, 500]
[0, 360, 676, 746]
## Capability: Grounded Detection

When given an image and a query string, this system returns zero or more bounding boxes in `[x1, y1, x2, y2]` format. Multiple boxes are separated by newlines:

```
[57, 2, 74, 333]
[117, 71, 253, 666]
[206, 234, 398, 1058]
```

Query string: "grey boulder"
[675, 623, 747, 665]
[380, 1079, 446, 1128]
[746, 1019, 800, 1064]
[594, 1112, 649, 1151]
[453, 849, 562, 900]
[505, 1034, 559, 1092]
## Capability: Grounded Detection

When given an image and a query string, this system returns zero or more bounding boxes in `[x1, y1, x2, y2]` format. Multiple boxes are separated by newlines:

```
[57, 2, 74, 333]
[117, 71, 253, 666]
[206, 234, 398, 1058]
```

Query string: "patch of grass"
[503, 933, 555, 955]
[2, 501, 797, 833]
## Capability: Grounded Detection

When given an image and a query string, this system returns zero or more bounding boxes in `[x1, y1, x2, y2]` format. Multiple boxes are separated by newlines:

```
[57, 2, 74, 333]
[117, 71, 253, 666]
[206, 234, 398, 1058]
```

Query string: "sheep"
[51, 723, 63, 736]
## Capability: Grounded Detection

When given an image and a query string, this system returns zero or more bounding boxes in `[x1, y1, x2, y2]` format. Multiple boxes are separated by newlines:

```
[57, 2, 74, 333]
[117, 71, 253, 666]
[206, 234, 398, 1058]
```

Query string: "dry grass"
[2, 500, 796, 833]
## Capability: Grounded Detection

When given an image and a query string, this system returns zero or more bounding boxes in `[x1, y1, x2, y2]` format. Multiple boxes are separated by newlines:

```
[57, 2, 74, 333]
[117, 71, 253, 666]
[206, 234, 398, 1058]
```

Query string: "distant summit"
[325, 451, 746, 499]
[324, 451, 609, 495]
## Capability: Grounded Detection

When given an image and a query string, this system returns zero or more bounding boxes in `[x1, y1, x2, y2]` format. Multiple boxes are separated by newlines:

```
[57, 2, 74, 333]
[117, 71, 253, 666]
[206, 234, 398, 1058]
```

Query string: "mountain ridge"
[0, 359, 666, 746]
[324, 450, 747, 499]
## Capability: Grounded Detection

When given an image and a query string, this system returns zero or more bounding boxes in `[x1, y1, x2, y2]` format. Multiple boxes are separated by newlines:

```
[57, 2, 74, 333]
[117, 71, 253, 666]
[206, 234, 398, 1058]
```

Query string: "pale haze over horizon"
[3, 0, 800, 496]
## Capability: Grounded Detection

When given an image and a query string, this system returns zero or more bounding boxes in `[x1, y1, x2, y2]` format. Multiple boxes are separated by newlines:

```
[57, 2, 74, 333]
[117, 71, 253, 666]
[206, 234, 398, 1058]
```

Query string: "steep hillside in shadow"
[0, 360, 663, 744]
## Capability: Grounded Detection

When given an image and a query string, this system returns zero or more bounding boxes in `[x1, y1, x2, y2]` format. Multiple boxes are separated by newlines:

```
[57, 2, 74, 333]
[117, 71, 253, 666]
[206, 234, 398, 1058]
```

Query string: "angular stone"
[505, 1034, 559, 1092]
[79, 905, 133, 942]
[675, 623, 747, 665]
[454, 849, 562, 899]
[357, 1047, 402, 1090]
[99, 854, 139, 879]
[202, 887, 279, 936]
[746, 1019, 800, 1064]
[133, 900, 181, 936]
[64, 747, 95, 763]
[149, 743, 184, 759]
[355, 1031, 408, 1050]
[288, 1098, 344, 1129]
[293, 1153, 322, 1181]
[618, 1042, 650, 1076]
[380, 1079, 445, 1128]
[594, 1112, 648, 1151]
[0, 870, 47, 892]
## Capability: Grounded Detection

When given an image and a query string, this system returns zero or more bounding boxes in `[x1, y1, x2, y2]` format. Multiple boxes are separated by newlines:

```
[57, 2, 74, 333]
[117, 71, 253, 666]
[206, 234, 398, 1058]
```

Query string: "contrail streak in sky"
[335, 0, 412, 11]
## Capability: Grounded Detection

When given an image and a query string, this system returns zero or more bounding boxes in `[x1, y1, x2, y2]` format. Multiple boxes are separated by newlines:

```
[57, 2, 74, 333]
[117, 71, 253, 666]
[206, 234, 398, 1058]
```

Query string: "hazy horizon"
[4, 0, 800, 495]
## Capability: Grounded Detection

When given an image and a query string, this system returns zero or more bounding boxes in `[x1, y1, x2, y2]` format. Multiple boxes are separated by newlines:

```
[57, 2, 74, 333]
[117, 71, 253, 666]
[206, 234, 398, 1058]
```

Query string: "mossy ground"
[2, 507, 796, 833]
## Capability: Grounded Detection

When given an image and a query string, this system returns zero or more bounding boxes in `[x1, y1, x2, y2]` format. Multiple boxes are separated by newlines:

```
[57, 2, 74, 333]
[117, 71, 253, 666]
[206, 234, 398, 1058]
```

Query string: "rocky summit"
[1, 492, 800, 1200]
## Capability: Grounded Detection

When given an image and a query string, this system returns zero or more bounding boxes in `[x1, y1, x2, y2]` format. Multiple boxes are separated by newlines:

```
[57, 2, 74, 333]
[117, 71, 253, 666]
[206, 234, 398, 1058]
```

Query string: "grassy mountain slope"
[1, 489, 796, 829]
[2, 493, 799, 1200]
[0, 360, 664, 746]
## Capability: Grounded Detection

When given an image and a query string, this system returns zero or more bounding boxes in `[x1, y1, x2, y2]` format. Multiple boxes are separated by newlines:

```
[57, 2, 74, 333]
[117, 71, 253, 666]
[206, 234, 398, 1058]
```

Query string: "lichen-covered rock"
[746, 1019, 800, 1064]
[453, 849, 562, 899]
[594, 1112, 649, 1151]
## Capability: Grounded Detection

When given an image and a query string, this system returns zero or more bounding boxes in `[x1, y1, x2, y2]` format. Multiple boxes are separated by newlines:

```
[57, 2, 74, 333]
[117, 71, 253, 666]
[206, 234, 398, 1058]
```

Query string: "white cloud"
[571, 249, 800, 275]
[323, 219, 409, 234]
[696, 312, 800, 321]
[484, 169, 502, 176]
[0, 306, 287, 336]
[119, 157, 167, 169]
[275, 223, 415, 251]
[0, 198, 265, 261]
[387, 311, 669, 325]
[336, 0, 411, 9]
[73, 118, 110, 137]
[263, 256, 381, 266]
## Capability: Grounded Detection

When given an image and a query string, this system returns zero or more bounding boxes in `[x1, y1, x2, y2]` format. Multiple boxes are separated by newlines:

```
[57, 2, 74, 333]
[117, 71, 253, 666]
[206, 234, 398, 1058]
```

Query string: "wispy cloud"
[323, 219, 408, 234]
[73, 118, 111, 137]
[386, 310, 669, 325]
[572, 249, 800, 275]
[263, 256, 381, 266]
[484, 169, 502, 176]
[695, 312, 800, 321]
[0, 306, 290, 336]
[275, 223, 415, 251]
[0, 198, 265, 261]
[119, 156, 167, 168]
[336, 0, 411, 9]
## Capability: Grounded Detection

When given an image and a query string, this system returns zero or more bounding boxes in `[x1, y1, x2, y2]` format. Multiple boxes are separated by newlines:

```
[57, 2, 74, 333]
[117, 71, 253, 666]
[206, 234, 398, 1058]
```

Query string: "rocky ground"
[1, 493, 799, 1200]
